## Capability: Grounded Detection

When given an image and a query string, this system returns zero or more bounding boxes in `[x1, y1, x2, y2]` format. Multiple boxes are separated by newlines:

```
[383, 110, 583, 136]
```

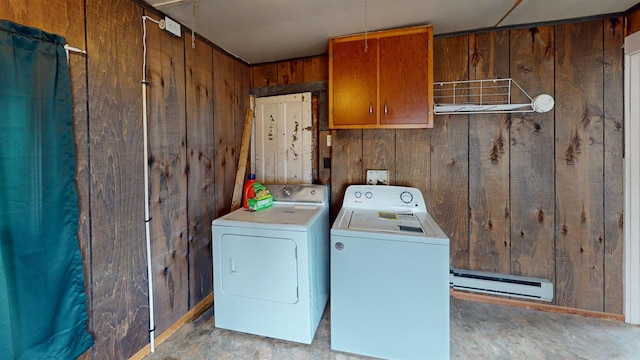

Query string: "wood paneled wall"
[260, 18, 625, 315]
[628, 5, 640, 34]
[1, 0, 250, 358]
[1, 1, 635, 358]
[252, 57, 328, 87]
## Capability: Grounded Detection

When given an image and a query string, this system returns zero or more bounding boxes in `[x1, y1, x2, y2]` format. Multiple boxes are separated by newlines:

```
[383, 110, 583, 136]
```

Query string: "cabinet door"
[331, 38, 378, 127]
[380, 31, 430, 125]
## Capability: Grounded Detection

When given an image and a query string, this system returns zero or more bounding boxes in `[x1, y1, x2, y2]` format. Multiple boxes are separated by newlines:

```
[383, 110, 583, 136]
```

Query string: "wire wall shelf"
[433, 78, 554, 115]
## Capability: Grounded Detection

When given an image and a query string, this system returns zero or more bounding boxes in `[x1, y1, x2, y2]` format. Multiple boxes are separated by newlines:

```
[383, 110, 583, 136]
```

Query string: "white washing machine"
[331, 185, 450, 359]
[212, 184, 329, 344]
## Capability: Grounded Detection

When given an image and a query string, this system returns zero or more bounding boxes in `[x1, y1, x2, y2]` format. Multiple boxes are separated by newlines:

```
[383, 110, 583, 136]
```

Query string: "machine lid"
[347, 210, 427, 234]
[213, 203, 326, 230]
[331, 208, 449, 246]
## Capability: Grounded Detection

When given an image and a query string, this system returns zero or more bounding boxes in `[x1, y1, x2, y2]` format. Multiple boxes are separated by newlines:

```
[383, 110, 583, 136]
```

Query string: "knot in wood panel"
[563, 131, 582, 164]
[489, 134, 506, 164]
[581, 103, 603, 129]
[471, 51, 482, 67]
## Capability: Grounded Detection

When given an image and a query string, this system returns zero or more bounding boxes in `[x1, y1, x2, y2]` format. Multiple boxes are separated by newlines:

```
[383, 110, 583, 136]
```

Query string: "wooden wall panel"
[235, 62, 252, 165]
[213, 49, 237, 218]
[468, 31, 511, 273]
[252, 56, 327, 88]
[145, 16, 188, 333]
[252, 63, 277, 88]
[330, 130, 363, 219]
[395, 129, 430, 196]
[318, 130, 331, 185]
[86, 0, 148, 358]
[509, 27, 556, 284]
[362, 130, 395, 183]
[186, 38, 214, 306]
[554, 21, 605, 311]
[627, 6, 640, 34]
[432, 36, 470, 268]
[278, 59, 303, 85]
[303, 56, 329, 82]
[603, 17, 624, 314]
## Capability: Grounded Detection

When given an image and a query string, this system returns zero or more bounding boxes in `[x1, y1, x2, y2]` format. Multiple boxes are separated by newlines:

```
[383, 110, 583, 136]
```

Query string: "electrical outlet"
[164, 16, 181, 37]
[366, 170, 389, 185]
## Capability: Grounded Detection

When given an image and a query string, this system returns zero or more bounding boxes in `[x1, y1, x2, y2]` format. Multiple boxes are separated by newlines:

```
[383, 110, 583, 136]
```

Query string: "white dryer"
[212, 184, 329, 344]
[331, 185, 450, 359]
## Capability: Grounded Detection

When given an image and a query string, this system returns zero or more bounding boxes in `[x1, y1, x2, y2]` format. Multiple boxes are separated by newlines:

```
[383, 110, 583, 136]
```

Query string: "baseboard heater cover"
[449, 268, 553, 302]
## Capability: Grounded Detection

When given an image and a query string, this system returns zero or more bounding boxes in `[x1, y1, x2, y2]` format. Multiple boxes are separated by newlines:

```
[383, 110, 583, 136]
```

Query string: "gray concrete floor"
[144, 297, 640, 360]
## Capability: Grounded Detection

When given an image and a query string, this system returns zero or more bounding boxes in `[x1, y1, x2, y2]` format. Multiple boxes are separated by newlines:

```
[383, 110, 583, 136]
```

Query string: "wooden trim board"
[230, 108, 255, 211]
[450, 289, 625, 322]
[129, 293, 214, 360]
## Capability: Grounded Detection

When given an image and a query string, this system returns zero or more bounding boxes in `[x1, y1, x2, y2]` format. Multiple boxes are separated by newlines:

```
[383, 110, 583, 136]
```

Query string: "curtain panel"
[0, 20, 93, 359]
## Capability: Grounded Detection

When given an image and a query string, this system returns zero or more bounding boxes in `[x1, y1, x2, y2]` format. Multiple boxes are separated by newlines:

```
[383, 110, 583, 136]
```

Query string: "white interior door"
[624, 30, 640, 325]
[252, 93, 313, 184]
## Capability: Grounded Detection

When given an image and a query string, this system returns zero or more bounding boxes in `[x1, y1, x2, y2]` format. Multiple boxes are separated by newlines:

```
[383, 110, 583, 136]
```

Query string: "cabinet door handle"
[384, 102, 388, 117]
[369, 102, 373, 118]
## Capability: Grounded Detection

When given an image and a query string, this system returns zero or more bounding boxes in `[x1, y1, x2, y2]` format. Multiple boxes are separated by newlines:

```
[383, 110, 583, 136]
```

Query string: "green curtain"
[0, 20, 93, 359]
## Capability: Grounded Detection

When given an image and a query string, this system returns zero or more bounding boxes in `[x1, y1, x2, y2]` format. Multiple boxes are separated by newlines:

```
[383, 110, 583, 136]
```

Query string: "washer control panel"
[341, 185, 426, 211]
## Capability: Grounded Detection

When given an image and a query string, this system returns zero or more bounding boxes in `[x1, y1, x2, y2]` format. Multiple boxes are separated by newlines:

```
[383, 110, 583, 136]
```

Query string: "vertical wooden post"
[230, 108, 255, 211]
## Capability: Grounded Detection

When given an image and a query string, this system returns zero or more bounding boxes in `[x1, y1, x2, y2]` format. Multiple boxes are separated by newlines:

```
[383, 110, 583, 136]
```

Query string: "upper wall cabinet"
[329, 25, 434, 129]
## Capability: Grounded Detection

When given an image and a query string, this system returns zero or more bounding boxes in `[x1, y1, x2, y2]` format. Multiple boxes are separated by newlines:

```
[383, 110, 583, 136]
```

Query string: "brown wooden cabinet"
[329, 25, 434, 129]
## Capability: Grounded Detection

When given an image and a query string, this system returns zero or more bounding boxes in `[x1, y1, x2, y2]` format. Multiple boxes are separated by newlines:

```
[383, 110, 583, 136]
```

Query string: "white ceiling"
[145, 0, 638, 64]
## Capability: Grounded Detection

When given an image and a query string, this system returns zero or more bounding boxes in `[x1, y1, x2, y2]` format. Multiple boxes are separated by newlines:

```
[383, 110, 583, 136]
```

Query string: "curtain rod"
[63, 44, 86, 55]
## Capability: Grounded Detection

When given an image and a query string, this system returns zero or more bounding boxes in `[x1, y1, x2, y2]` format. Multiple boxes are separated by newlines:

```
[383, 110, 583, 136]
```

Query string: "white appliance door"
[331, 234, 450, 359]
[220, 234, 298, 304]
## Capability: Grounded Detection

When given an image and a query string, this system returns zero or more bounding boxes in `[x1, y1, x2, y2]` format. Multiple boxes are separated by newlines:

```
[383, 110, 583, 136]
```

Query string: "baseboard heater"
[449, 268, 553, 302]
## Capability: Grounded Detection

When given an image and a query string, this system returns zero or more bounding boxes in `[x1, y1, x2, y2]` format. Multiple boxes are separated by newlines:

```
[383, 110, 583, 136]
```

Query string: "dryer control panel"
[341, 185, 426, 212]
[265, 184, 328, 204]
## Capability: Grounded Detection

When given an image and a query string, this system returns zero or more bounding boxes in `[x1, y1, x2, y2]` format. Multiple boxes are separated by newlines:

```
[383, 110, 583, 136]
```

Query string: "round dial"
[400, 191, 413, 203]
